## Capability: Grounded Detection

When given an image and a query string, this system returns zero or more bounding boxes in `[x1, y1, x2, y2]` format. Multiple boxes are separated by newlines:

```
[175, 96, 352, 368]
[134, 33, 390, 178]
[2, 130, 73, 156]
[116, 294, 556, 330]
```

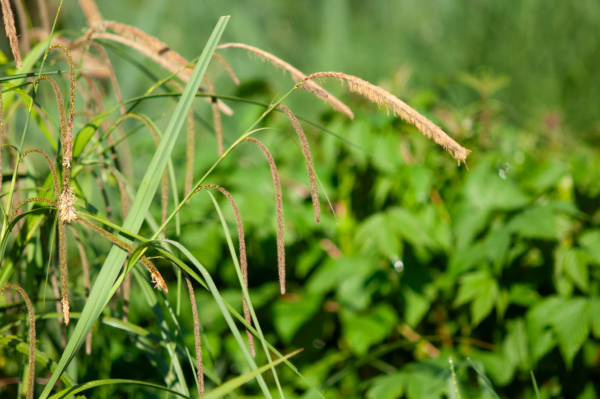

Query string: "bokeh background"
[1, 1, 600, 398]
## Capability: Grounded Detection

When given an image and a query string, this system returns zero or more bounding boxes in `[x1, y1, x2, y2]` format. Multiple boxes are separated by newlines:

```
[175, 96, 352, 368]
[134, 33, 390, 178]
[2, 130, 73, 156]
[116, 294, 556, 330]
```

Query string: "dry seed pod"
[243, 137, 286, 294]
[301, 72, 471, 165]
[0, 284, 36, 399]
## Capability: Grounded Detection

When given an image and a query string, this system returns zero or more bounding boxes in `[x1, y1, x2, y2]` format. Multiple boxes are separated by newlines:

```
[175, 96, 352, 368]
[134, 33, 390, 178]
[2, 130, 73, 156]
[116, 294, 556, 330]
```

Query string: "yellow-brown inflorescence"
[212, 52, 240, 86]
[0, 284, 36, 399]
[196, 184, 255, 356]
[1, 0, 22, 68]
[75, 216, 168, 292]
[301, 72, 471, 165]
[48, 44, 76, 174]
[276, 104, 321, 223]
[184, 274, 204, 397]
[84, 21, 233, 115]
[216, 43, 354, 119]
[11, 197, 58, 220]
[243, 137, 286, 294]
[19, 149, 61, 200]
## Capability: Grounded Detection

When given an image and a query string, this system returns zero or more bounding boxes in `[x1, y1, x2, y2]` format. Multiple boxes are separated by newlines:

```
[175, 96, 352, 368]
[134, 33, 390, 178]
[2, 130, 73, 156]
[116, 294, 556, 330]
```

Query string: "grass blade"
[38, 16, 230, 398]
[203, 349, 302, 399]
[48, 379, 189, 399]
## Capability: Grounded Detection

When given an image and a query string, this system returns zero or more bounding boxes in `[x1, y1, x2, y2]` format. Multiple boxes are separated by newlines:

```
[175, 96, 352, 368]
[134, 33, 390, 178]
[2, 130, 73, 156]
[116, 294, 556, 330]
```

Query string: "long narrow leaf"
[203, 349, 302, 399]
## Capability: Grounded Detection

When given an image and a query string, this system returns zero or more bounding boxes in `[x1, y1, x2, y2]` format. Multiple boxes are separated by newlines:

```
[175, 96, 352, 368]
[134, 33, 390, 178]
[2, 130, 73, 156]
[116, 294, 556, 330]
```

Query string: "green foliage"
[0, 1, 599, 398]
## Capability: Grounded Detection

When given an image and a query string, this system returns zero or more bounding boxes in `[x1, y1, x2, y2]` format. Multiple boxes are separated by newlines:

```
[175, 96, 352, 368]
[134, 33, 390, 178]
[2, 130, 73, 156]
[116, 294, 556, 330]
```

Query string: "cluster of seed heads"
[0, 0, 469, 394]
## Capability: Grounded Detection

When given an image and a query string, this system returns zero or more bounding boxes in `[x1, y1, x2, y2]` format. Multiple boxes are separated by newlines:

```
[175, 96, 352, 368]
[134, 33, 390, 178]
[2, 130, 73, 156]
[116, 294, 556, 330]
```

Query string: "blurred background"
[2, 0, 600, 398]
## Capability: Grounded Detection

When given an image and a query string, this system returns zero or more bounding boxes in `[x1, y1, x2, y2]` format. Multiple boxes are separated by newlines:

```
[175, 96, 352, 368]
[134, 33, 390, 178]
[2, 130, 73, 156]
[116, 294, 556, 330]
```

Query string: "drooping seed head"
[0, 284, 35, 399]
[1, 0, 22, 68]
[243, 137, 286, 294]
[217, 43, 354, 119]
[276, 104, 321, 223]
[303, 72, 471, 165]
[197, 184, 255, 356]
[184, 274, 204, 396]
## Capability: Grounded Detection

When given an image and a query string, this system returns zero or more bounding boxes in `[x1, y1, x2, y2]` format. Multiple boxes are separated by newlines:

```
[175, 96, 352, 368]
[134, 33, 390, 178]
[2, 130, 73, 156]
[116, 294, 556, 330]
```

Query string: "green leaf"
[0, 335, 76, 388]
[508, 206, 556, 240]
[387, 207, 435, 249]
[560, 248, 589, 293]
[579, 229, 600, 264]
[550, 298, 590, 368]
[366, 373, 407, 399]
[404, 288, 430, 328]
[202, 349, 301, 399]
[341, 304, 398, 355]
[586, 299, 600, 339]
[463, 164, 529, 212]
[273, 294, 323, 344]
[39, 16, 230, 398]
[49, 379, 189, 399]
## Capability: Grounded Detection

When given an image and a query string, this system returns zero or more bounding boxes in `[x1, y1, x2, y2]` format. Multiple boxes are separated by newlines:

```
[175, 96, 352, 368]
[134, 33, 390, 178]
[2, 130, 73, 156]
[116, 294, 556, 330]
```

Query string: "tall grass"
[0, 1, 471, 397]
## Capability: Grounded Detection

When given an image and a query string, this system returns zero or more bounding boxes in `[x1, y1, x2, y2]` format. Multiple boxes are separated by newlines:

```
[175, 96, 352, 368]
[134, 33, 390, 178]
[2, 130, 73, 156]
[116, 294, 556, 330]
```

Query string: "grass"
[3, 1, 569, 398]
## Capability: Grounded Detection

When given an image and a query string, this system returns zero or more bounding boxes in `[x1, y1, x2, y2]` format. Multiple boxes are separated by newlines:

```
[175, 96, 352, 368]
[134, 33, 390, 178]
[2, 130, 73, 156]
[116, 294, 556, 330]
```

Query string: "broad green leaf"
[39, 17, 230, 398]
[341, 303, 398, 355]
[503, 319, 530, 370]
[366, 373, 407, 399]
[508, 206, 556, 240]
[560, 248, 589, 293]
[463, 164, 529, 212]
[404, 288, 430, 328]
[387, 207, 435, 249]
[273, 294, 323, 344]
[550, 298, 590, 368]
[579, 229, 600, 264]
[589, 299, 600, 338]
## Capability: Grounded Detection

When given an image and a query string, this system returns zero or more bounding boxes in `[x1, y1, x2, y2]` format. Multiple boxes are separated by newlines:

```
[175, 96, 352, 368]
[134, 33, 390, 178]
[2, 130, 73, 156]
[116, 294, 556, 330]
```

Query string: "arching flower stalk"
[216, 43, 353, 119]
[212, 52, 240, 86]
[184, 274, 204, 397]
[81, 21, 233, 115]
[196, 184, 255, 356]
[0, 284, 35, 399]
[300, 72, 471, 165]
[243, 137, 286, 294]
[276, 104, 320, 223]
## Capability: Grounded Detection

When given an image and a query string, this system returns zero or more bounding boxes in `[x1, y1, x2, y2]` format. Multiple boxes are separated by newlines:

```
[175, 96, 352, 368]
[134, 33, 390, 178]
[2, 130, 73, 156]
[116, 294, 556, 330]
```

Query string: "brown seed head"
[184, 274, 204, 396]
[0, 284, 35, 399]
[303, 72, 471, 165]
[276, 104, 320, 222]
[1, 0, 22, 68]
[217, 43, 354, 119]
[197, 184, 255, 356]
[243, 137, 286, 294]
